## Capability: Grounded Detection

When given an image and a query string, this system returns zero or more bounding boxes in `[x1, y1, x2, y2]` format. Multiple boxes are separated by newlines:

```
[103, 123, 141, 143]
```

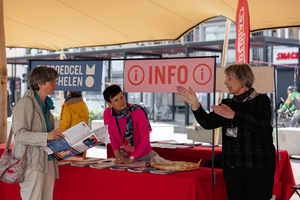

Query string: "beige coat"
[12, 90, 59, 178]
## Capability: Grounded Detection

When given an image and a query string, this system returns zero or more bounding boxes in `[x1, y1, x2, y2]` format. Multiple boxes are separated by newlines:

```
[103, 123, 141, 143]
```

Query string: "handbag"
[0, 128, 28, 184]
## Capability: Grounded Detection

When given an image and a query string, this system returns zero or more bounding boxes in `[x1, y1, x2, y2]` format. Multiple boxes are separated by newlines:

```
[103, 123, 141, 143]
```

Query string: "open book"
[40, 122, 108, 161]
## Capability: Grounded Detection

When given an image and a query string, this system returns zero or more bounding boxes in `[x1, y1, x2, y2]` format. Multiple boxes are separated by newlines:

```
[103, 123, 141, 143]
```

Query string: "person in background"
[12, 66, 65, 200]
[57, 91, 89, 156]
[7, 84, 12, 117]
[177, 63, 276, 200]
[103, 84, 155, 165]
[278, 86, 300, 127]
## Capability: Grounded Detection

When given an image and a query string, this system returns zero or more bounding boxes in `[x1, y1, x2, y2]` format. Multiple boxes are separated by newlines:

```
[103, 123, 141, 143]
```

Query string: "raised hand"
[211, 103, 235, 119]
[176, 86, 200, 110]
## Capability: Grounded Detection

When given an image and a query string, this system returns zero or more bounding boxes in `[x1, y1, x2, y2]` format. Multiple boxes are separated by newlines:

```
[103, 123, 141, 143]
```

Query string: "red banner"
[235, 0, 250, 63]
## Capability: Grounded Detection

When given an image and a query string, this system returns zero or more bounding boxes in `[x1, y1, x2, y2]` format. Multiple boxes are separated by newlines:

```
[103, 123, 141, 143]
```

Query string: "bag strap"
[5, 127, 14, 150]
[6, 127, 28, 160]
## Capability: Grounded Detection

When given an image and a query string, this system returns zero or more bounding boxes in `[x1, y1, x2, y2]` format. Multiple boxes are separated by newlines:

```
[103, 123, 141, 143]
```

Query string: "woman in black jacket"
[177, 63, 276, 200]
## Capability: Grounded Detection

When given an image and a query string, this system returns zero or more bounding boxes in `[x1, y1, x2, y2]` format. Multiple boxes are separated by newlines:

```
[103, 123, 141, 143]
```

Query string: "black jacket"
[193, 94, 276, 169]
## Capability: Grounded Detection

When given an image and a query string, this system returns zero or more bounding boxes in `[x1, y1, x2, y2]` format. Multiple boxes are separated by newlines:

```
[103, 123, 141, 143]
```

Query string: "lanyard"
[115, 118, 125, 143]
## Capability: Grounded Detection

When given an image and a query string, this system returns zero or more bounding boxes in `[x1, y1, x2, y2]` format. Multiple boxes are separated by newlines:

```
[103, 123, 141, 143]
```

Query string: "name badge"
[226, 127, 238, 138]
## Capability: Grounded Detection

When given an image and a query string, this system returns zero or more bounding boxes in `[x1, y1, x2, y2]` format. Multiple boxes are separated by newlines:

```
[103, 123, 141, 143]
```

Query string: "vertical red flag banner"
[235, 0, 250, 63]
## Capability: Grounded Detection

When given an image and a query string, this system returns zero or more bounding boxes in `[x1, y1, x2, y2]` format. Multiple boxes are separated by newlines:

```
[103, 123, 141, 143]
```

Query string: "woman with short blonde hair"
[177, 63, 275, 200]
[224, 63, 255, 88]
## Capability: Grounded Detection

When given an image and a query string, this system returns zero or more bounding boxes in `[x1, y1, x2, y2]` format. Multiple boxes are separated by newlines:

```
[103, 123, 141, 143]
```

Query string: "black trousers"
[223, 167, 276, 200]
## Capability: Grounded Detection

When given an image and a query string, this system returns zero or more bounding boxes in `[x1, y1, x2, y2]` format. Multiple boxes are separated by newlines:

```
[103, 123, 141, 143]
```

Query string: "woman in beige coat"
[12, 66, 65, 200]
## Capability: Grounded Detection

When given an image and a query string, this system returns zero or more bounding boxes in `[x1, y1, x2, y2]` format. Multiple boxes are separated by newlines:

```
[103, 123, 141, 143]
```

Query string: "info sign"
[124, 57, 215, 93]
[30, 60, 103, 91]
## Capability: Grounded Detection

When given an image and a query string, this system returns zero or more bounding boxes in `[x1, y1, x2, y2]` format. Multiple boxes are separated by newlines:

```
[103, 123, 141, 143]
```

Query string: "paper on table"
[150, 143, 176, 149]
[127, 167, 156, 173]
[150, 169, 180, 175]
[90, 163, 118, 169]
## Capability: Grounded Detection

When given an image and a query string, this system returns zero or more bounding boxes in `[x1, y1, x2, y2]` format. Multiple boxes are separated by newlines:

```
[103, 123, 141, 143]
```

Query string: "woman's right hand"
[47, 129, 66, 140]
[114, 156, 123, 165]
[176, 86, 200, 110]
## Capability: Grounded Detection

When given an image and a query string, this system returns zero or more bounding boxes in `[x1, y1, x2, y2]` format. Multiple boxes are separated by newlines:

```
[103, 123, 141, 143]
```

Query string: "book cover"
[90, 163, 118, 169]
[150, 169, 180, 175]
[127, 166, 156, 173]
[110, 166, 129, 171]
[71, 159, 101, 167]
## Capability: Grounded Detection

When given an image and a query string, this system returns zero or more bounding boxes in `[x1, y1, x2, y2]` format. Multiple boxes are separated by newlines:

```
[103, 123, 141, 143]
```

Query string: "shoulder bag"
[0, 128, 27, 184]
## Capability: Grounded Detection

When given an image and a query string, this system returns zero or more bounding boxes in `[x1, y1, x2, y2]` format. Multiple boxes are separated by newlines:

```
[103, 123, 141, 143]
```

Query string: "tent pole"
[214, 19, 231, 145]
[59, 51, 65, 109]
[212, 18, 231, 187]
[0, 0, 8, 144]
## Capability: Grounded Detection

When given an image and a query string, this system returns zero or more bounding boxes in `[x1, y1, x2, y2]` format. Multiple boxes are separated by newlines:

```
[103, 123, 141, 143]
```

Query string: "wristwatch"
[129, 156, 134, 160]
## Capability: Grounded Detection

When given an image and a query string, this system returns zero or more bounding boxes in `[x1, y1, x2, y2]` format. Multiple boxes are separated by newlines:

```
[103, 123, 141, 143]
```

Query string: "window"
[184, 31, 194, 42]
[26, 49, 31, 54]
[201, 21, 236, 41]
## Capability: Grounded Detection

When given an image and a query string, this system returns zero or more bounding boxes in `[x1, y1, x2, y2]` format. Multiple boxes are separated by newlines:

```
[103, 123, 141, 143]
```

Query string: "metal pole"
[273, 67, 280, 161]
[123, 53, 128, 101]
[184, 47, 189, 126]
[212, 57, 217, 186]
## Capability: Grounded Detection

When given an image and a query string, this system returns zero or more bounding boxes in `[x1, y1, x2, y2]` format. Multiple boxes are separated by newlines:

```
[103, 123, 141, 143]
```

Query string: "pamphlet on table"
[40, 122, 108, 161]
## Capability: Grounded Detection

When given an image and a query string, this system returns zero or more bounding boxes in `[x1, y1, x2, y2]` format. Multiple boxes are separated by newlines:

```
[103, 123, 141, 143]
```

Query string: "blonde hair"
[224, 63, 255, 88]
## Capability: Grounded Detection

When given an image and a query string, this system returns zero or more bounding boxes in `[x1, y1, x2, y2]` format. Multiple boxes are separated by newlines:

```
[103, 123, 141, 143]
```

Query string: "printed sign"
[273, 47, 299, 64]
[30, 60, 103, 91]
[216, 66, 274, 93]
[124, 57, 215, 93]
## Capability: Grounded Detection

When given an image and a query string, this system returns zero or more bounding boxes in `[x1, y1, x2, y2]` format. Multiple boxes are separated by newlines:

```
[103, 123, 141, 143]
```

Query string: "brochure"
[150, 143, 176, 149]
[59, 160, 74, 166]
[58, 156, 87, 165]
[127, 166, 156, 173]
[202, 143, 219, 147]
[71, 159, 102, 167]
[169, 142, 184, 145]
[183, 143, 196, 147]
[184, 142, 202, 146]
[110, 166, 129, 171]
[89, 158, 117, 169]
[175, 145, 193, 149]
[150, 169, 180, 175]
[40, 122, 108, 161]
[90, 163, 118, 169]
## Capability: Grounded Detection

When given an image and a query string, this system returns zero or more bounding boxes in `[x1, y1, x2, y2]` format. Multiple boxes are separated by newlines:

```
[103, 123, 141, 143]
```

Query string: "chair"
[291, 184, 300, 197]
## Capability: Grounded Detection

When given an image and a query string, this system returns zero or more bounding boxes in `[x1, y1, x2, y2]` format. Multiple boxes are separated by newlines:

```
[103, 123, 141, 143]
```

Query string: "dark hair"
[65, 91, 82, 102]
[70, 91, 82, 95]
[224, 63, 255, 88]
[28, 66, 58, 91]
[103, 85, 122, 103]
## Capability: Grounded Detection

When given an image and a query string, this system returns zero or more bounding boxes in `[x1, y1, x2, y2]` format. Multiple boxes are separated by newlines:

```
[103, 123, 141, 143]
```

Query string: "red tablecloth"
[107, 143, 296, 200]
[0, 143, 295, 200]
[0, 143, 227, 200]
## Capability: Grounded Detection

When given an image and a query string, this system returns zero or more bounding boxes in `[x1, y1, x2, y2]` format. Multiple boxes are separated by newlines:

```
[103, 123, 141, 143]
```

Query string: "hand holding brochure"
[40, 122, 108, 161]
